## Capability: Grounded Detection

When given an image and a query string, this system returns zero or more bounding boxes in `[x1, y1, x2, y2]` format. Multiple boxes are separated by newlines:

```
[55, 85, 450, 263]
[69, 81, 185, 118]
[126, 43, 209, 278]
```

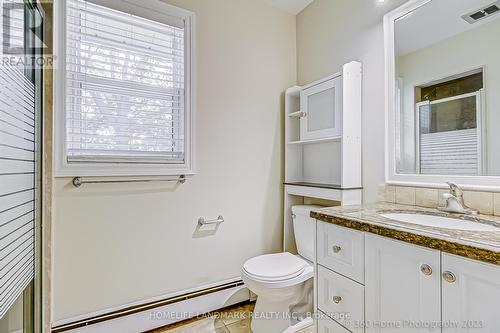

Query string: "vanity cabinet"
[365, 234, 441, 333]
[442, 253, 500, 332]
[315, 221, 500, 333]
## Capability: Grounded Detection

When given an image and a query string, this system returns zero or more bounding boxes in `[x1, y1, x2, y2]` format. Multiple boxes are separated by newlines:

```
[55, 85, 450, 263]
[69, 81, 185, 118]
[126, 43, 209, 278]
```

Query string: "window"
[1, 0, 25, 58]
[55, 0, 195, 176]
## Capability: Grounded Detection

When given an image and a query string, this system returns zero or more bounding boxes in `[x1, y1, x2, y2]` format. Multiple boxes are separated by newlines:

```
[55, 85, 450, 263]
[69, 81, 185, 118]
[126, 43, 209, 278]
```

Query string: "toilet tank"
[291, 205, 323, 262]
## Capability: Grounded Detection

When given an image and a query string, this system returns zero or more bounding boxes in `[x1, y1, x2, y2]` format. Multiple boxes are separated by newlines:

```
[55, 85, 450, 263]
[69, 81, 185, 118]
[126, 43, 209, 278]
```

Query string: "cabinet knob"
[442, 271, 456, 283]
[332, 296, 342, 304]
[420, 264, 432, 276]
[332, 245, 342, 253]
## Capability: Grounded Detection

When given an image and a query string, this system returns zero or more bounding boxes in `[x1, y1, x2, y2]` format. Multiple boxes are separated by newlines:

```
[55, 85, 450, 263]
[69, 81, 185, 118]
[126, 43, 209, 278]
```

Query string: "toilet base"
[251, 301, 313, 333]
[282, 317, 314, 333]
[250, 279, 313, 333]
[251, 295, 294, 333]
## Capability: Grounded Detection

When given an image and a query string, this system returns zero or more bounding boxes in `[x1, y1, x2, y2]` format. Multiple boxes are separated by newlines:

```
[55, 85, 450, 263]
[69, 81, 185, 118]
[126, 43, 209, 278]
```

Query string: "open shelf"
[287, 136, 341, 145]
[284, 182, 363, 190]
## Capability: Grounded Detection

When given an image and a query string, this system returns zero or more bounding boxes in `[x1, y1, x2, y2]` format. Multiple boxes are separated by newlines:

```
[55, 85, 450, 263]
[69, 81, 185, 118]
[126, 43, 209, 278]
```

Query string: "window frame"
[54, 0, 196, 177]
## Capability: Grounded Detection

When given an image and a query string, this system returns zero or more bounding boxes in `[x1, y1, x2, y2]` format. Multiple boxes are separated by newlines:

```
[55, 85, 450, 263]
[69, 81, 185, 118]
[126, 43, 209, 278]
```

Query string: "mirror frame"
[383, 0, 500, 191]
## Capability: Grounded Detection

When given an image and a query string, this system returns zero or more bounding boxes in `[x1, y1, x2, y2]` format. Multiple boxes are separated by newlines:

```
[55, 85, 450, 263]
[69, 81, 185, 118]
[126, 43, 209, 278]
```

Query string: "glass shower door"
[0, 0, 43, 332]
[416, 92, 482, 175]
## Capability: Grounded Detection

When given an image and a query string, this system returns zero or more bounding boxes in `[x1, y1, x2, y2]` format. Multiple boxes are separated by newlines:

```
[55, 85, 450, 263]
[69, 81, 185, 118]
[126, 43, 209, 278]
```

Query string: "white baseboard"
[52, 282, 250, 333]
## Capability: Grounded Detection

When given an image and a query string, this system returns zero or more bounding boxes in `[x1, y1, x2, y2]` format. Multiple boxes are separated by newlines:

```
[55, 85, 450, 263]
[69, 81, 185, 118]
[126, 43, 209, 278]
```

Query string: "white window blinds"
[65, 0, 186, 164]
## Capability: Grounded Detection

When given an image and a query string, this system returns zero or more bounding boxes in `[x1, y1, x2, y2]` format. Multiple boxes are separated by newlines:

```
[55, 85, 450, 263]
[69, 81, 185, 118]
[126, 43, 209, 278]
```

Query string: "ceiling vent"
[462, 1, 500, 23]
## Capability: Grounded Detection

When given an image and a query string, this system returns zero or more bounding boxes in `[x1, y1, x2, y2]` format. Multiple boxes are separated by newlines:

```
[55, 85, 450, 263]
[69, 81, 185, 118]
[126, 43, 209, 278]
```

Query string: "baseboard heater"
[51, 279, 248, 333]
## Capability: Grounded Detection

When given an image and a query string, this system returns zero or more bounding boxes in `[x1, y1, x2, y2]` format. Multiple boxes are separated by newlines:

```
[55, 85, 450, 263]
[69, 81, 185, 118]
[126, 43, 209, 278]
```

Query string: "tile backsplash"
[415, 188, 439, 208]
[395, 186, 415, 206]
[380, 185, 500, 216]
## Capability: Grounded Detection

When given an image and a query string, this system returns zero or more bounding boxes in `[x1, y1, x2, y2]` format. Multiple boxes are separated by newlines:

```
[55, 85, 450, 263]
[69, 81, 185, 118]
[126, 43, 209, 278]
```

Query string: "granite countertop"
[311, 203, 500, 265]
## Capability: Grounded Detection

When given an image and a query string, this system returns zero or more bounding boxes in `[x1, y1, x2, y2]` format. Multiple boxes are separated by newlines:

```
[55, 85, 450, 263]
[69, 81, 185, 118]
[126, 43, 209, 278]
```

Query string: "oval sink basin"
[380, 213, 500, 232]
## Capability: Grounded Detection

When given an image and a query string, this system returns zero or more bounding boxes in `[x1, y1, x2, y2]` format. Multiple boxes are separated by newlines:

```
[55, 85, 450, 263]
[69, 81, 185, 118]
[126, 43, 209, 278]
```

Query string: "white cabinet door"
[365, 234, 441, 333]
[300, 77, 342, 141]
[442, 253, 500, 333]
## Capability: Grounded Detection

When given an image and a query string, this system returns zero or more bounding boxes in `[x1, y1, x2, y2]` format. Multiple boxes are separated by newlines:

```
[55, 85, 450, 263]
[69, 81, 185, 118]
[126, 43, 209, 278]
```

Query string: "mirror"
[392, 0, 500, 178]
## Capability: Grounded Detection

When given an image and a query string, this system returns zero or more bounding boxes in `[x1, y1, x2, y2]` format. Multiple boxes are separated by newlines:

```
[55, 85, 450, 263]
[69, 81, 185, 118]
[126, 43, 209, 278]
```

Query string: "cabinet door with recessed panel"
[365, 234, 441, 333]
[442, 253, 500, 333]
[300, 77, 342, 141]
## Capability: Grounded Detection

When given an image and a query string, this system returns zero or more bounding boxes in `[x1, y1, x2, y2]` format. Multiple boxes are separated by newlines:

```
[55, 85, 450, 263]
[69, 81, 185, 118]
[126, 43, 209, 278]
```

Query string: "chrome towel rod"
[72, 175, 186, 188]
[198, 216, 224, 225]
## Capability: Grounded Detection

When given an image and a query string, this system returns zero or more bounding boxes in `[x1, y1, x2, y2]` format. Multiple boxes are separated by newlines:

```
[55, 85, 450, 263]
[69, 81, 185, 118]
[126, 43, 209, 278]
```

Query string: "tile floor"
[150, 302, 314, 333]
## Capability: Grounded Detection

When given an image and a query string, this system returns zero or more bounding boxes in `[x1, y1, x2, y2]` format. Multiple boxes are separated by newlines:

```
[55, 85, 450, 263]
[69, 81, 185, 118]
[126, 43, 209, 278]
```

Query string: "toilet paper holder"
[198, 215, 224, 225]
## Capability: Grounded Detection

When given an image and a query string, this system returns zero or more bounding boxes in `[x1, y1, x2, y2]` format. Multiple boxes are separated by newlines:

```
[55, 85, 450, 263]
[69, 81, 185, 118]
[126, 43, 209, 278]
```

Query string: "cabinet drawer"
[318, 266, 364, 333]
[317, 221, 365, 283]
[317, 314, 351, 333]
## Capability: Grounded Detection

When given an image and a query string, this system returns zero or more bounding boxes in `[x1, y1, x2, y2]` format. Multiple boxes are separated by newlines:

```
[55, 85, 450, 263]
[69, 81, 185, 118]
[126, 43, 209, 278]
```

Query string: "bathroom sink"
[380, 213, 500, 232]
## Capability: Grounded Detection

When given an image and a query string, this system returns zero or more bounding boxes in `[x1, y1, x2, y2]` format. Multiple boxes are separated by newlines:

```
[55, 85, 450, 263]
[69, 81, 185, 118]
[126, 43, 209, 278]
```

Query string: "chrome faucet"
[437, 182, 479, 215]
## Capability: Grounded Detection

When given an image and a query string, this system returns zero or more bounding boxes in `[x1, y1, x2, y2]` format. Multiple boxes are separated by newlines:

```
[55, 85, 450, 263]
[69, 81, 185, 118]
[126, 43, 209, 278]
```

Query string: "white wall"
[296, 0, 408, 203]
[52, 0, 296, 321]
[397, 18, 500, 175]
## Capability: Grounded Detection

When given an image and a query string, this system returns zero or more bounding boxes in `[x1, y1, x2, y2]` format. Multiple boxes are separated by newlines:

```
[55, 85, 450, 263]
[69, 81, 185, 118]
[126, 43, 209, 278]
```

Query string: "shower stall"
[0, 0, 44, 332]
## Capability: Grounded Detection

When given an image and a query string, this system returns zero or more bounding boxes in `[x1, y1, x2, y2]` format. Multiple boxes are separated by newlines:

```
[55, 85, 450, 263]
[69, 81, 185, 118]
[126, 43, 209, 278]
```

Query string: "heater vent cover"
[462, 1, 500, 23]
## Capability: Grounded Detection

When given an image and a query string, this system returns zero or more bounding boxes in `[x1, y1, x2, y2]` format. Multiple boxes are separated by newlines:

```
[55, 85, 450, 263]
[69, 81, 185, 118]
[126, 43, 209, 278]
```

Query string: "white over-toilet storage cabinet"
[283, 61, 362, 253]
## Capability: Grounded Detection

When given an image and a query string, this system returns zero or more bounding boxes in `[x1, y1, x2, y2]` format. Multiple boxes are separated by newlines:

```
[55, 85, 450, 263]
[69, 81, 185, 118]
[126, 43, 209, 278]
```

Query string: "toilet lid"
[243, 252, 308, 281]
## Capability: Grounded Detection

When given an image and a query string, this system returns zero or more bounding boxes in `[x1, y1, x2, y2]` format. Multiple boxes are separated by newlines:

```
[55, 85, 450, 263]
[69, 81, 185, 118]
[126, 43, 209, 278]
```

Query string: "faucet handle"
[446, 182, 463, 197]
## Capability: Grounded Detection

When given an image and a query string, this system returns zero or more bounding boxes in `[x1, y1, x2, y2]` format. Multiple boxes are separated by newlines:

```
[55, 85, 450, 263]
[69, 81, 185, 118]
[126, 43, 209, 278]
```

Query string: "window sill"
[54, 162, 195, 178]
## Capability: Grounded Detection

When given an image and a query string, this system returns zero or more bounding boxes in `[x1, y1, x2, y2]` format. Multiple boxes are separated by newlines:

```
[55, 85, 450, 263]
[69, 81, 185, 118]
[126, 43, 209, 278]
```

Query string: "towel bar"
[72, 175, 186, 187]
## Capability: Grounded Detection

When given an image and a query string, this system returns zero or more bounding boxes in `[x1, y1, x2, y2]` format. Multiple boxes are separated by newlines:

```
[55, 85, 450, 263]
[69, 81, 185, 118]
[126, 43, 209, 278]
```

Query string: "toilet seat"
[242, 252, 313, 288]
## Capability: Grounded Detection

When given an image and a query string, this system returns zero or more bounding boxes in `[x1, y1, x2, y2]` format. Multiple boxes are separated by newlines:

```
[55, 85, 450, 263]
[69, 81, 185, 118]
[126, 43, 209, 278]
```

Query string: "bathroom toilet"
[242, 205, 321, 333]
